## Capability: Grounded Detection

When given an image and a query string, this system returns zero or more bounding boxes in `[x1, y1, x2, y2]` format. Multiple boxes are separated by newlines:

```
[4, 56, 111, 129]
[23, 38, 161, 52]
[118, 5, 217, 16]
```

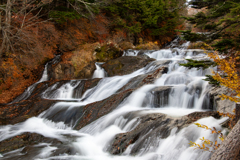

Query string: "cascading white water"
[0, 42, 227, 160]
[92, 62, 107, 79]
[39, 63, 49, 82]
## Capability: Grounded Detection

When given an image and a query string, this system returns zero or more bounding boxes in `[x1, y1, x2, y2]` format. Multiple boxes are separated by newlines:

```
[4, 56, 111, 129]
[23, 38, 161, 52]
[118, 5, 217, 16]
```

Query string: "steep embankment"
[0, 16, 167, 103]
[0, 16, 109, 103]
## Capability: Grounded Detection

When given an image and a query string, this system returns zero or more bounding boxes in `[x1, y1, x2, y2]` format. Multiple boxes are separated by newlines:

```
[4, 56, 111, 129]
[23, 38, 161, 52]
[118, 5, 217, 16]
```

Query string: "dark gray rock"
[145, 86, 173, 108]
[108, 111, 220, 155]
[102, 56, 155, 77]
[74, 89, 134, 130]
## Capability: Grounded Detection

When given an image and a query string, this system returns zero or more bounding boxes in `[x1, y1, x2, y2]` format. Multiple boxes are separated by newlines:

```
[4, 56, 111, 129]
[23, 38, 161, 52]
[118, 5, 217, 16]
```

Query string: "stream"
[0, 41, 227, 160]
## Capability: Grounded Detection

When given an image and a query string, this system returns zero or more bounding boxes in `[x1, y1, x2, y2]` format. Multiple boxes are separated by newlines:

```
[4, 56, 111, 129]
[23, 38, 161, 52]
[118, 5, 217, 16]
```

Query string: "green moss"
[95, 44, 122, 62]
[49, 9, 81, 24]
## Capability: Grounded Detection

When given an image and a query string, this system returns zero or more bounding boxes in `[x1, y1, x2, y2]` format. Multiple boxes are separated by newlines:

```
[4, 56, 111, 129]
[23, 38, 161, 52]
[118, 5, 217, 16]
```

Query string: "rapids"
[0, 40, 227, 160]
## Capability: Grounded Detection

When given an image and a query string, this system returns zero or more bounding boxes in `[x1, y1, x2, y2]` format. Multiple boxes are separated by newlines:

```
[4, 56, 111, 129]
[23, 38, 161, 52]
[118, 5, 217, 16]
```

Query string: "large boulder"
[102, 56, 155, 77]
[52, 62, 75, 80]
[76, 62, 96, 79]
[209, 86, 236, 114]
[117, 66, 168, 93]
[142, 86, 173, 107]
[95, 43, 123, 62]
[74, 89, 134, 130]
[118, 41, 135, 50]
[108, 111, 220, 155]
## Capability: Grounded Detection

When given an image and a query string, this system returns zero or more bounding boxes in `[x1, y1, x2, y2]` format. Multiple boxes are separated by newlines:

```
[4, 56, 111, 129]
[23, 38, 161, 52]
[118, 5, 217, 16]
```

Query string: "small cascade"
[39, 63, 49, 82]
[11, 55, 61, 103]
[92, 62, 107, 78]
[0, 40, 226, 160]
[42, 80, 82, 100]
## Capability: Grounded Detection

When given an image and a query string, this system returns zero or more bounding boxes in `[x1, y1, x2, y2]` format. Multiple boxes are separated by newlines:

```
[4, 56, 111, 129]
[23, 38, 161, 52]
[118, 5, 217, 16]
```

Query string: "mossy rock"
[95, 44, 123, 62]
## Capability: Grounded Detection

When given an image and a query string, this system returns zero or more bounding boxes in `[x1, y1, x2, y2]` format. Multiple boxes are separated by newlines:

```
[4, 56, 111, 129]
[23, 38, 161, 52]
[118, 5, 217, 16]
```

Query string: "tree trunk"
[67, 1, 70, 9]
[4, 0, 12, 53]
[210, 119, 240, 160]
[0, 11, 2, 31]
[6, 0, 11, 30]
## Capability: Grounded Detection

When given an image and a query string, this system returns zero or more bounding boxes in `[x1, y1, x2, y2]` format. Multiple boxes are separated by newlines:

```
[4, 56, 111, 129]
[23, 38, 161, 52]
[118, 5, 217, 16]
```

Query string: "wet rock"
[81, 78, 101, 94]
[102, 56, 155, 77]
[109, 113, 173, 155]
[0, 133, 61, 154]
[108, 111, 220, 155]
[0, 99, 58, 125]
[74, 89, 133, 130]
[50, 144, 78, 156]
[76, 62, 96, 79]
[142, 86, 172, 108]
[42, 103, 86, 126]
[187, 111, 221, 123]
[139, 66, 168, 86]
[117, 66, 168, 93]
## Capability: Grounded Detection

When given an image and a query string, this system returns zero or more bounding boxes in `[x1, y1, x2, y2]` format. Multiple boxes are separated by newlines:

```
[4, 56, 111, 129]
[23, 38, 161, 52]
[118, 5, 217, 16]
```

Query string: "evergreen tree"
[105, 0, 186, 44]
[182, 0, 240, 54]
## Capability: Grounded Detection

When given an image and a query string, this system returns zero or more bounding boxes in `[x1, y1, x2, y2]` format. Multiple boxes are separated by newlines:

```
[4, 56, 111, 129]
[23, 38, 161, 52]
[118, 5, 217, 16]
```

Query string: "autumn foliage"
[190, 123, 225, 152]
[206, 49, 240, 103]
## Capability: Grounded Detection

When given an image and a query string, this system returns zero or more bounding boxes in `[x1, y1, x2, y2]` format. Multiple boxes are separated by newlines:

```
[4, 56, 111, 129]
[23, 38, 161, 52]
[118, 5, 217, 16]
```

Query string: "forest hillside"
[0, 0, 187, 103]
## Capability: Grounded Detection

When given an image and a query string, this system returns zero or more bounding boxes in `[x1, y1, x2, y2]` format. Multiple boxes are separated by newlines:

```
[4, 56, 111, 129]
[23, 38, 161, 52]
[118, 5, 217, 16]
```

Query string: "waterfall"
[0, 42, 227, 160]
[92, 62, 107, 79]
[39, 63, 49, 82]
